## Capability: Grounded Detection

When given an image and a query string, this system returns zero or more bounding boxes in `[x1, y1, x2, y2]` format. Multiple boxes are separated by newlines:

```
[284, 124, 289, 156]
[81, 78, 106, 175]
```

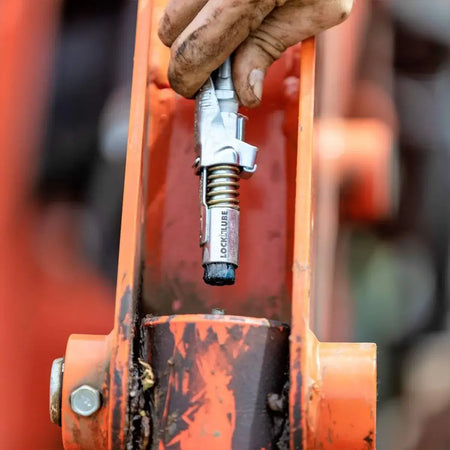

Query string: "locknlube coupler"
[194, 58, 258, 286]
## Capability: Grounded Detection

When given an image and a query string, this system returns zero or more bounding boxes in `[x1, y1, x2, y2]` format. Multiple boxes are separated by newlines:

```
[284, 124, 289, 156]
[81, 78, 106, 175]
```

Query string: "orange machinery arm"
[51, 1, 377, 449]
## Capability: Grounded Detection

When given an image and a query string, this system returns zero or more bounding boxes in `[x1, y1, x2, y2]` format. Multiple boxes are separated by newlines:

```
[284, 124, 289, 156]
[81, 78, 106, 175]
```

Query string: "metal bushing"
[49, 357, 64, 426]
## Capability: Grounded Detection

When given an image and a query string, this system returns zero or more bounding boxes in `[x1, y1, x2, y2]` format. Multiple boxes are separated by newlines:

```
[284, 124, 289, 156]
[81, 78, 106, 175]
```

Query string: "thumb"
[233, 0, 354, 107]
[232, 34, 284, 108]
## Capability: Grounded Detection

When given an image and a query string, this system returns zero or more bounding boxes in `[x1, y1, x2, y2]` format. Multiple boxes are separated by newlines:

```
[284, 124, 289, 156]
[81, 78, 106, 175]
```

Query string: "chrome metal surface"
[70, 385, 101, 417]
[206, 164, 240, 209]
[194, 60, 257, 173]
[195, 58, 258, 280]
[49, 357, 64, 426]
[202, 207, 239, 266]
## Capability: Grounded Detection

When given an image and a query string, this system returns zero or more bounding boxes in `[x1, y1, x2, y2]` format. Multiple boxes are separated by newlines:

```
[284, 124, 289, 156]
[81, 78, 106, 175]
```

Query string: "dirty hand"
[159, 0, 353, 107]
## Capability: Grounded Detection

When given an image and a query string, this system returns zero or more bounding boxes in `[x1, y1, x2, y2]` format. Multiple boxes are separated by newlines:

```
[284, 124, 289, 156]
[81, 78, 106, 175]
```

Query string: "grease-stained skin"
[158, 0, 353, 106]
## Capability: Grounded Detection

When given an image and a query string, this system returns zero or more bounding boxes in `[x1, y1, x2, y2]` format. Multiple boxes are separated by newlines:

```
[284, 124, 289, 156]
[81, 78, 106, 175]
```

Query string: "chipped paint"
[59, 8, 377, 450]
[145, 315, 289, 449]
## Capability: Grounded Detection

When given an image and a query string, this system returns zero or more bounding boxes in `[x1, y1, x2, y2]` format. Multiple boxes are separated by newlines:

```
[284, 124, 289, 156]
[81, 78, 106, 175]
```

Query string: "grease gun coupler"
[194, 58, 258, 286]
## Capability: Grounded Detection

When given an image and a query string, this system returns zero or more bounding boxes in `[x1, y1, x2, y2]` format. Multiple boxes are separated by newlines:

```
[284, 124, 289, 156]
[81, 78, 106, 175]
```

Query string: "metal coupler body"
[194, 58, 258, 286]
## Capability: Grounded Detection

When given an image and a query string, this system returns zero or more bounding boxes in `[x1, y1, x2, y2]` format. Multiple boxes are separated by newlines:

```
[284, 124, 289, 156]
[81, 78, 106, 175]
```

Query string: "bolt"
[49, 357, 64, 426]
[70, 385, 101, 417]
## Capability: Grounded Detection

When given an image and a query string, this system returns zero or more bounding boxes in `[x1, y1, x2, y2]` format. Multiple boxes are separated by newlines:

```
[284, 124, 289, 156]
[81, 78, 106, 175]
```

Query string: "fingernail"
[249, 69, 264, 102]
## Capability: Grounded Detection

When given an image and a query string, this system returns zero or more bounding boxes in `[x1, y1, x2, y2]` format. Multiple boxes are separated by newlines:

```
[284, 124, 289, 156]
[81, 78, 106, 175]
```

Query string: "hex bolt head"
[70, 385, 101, 417]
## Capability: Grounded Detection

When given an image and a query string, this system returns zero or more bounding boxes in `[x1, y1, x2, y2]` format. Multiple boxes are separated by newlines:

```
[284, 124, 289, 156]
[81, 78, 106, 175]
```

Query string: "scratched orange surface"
[54, 0, 377, 448]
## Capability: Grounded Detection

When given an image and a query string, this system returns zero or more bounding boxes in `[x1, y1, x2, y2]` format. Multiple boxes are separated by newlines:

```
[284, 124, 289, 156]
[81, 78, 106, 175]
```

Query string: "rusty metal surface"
[106, 1, 156, 448]
[58, 2, 175, 447]
[288, 39, 377, 449]
[289, 37, 317, 449]
[144, 314, 289, 449]
[55, 1, 378, 448]
[50, 357, 64, 426]
[61, 334, 112, 450]
[308, 340, 377, 449]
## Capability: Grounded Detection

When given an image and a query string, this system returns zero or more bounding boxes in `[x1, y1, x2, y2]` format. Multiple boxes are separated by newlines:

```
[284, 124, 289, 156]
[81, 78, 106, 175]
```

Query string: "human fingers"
[158, 0, 208, 47]
[233, 0, 354, 107]
[166, 0, 283, 98]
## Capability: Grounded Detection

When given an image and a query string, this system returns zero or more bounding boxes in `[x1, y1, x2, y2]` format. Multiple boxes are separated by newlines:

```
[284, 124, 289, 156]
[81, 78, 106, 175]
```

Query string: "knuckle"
[236, 86, 258, 108]
[168, 59, 195, 97]
[168, 65, 186, 95]
[333, 0, 354, 23]
[168, 30, 212, 98]
[171, 39, 193, 71]
[158, 15, 173, 46]
[314, 0, 354, 29]
[243, 96, 261, 108]
[248, 32, 284, 63]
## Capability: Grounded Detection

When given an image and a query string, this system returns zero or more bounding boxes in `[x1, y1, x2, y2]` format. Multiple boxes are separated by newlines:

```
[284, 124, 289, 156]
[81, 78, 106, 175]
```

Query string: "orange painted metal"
[59, 2, 178, 447]
[316, 118, 393, 226]
[58, 1, 152, 447]
[141, 7, 302, 320]
[61, 1, 161, 447]
[57, 1, 377, 449]
[314, 0, 396, 343]
[308, 339, 376, 449]
[144, 314, 289, 449]
[61, 334, 112, 450]
[313, 118, 393, 340]
[289, 39, 377, 449]
[106, 0, 153, 445]
[289, 38, 317, 448]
